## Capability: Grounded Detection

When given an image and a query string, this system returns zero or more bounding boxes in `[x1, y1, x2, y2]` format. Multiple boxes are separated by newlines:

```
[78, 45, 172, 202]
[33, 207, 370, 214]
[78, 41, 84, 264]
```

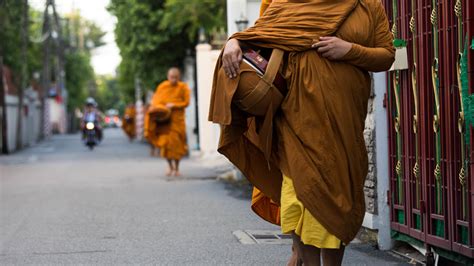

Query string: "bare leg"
[287, 244, 303, 266]
[173, 160, 181, 176]
[291, 232, 321, 266]
[321, 245, 345, 266]
[166, 159, 174, 176]
[150, 146, 155, 156]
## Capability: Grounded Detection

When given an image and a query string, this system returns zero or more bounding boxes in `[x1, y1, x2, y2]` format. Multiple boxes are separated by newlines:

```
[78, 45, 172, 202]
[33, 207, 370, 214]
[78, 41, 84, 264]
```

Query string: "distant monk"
[122, 104, 136, 141]
[148, 68, 190, 176]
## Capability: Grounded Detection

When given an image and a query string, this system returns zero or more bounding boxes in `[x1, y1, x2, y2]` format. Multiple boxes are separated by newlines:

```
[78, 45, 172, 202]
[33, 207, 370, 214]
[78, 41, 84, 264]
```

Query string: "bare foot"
[166, 169, 174, 176]
[173, 171, 181, 177]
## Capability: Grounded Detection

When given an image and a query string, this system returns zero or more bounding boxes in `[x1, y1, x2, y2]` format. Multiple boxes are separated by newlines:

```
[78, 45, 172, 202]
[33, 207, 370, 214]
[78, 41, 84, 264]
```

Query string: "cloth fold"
[209, 0, 394, 244]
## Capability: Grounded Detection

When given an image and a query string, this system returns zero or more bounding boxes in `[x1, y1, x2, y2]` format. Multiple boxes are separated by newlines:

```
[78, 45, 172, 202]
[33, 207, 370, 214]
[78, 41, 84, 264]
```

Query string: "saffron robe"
[122, 105, 136, 139]
[149, 81, 190, 160]
[209, 0, 394, 244]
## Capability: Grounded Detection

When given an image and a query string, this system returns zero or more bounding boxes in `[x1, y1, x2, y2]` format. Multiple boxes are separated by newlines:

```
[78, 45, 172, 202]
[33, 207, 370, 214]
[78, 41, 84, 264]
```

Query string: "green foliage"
[95, 75, 122, 111]
[109, 0, 188, 92]
[116, 60, 135, 103]
[160, 0, 226, 41]
[0, 0, 25, 75]
[64, 11, 107, 52]
[28, 9, 44, 77]
[62, 13, 107, 112]
[64, 51, 94, 111]
[0, 1, 105, 116]
[108, 0, 226, 99]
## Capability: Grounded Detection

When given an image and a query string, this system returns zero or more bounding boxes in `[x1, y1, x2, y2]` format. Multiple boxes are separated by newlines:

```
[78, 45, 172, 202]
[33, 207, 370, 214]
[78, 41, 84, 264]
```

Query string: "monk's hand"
[222, 38, 242, 79]
[312, 36, 352, 60]
[166, 103, 174, 109]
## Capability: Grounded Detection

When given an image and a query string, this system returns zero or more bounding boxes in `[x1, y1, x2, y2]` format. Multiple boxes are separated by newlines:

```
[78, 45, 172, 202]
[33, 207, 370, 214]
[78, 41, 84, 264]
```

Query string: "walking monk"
[122, 104, 136, 141]
[148, 68, 190, 176]
[209, 0, 394, 265]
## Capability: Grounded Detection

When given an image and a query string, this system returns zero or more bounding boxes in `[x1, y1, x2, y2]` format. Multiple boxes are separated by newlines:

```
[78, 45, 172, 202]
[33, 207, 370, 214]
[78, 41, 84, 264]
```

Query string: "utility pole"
[135, 76, 144, 141]
[40, 0, 51, 139]
[40, 0, 64, 137]
[16, 0, 29, 150]
[50, 0, 66, 134]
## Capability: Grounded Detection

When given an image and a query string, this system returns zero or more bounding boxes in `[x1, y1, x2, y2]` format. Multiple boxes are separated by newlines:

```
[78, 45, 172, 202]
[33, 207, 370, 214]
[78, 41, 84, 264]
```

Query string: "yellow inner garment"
[281, 175, 341, 249]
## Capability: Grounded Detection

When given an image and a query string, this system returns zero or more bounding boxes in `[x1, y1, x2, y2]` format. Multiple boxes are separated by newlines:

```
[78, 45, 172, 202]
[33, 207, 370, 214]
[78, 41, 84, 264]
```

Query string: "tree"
[108, 0, 226, 101]
[61, 12, 106, 113]
[95, 75, 121, 111]
[0, 1, 25, 76]
[64, 51, 93, 112]
[160, 0, 226, 41]
[17, 0, 28, 149]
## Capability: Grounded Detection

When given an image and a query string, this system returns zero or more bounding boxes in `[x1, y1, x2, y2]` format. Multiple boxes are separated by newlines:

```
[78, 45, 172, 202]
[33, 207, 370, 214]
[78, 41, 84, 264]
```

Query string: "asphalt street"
[0, 129, 410, 265]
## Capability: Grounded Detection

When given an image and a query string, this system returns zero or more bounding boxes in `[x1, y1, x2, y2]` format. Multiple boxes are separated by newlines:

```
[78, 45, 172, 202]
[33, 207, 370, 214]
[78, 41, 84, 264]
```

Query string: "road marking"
[33, 250, 112, 256]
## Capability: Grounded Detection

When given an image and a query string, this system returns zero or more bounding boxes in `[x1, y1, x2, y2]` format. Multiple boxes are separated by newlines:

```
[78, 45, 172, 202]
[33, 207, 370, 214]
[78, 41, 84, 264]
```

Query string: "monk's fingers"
[224, 67, 234, 79]
[222, 63, 232, 78]
[222, 57, 234, 78]
[231, 58, 240, 77]
[317, 45, 332, 53]
[227, 59, 237, 78]
[229, 54, 241, 78]
[319, 36, 337, 42]
[312, 40, 332, 49]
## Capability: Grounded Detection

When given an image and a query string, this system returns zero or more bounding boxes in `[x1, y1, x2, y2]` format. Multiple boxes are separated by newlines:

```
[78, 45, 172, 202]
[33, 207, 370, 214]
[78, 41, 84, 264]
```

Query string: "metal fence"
[384, 0, 474, 260]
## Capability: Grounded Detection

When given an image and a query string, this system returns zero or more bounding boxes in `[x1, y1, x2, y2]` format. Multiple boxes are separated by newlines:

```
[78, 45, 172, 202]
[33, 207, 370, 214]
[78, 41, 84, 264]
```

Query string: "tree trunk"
[0, 56, 8, 154]
[16, 0, 28, 150]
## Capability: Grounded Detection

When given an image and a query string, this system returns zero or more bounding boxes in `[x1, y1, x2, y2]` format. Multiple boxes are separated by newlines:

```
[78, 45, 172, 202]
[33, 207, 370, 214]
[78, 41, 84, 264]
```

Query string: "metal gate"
[384, 0, 474, 260]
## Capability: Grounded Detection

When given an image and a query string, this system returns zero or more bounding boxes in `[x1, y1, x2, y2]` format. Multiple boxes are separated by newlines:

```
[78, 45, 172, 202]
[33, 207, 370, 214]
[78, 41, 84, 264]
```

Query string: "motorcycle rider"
[81, 97, 103, 141]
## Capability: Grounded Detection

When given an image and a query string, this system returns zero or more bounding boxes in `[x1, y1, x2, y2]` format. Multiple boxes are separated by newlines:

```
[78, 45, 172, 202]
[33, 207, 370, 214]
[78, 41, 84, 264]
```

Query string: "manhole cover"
[233, 230, 292, 245]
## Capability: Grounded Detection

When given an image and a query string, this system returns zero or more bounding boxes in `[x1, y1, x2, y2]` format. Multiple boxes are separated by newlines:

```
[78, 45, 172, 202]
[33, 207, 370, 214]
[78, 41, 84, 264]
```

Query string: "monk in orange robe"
[149, 68, 190, 176]
[143, 104, 158, 156]
[122, 104, 136, 141]
[210, 0, 394, 265]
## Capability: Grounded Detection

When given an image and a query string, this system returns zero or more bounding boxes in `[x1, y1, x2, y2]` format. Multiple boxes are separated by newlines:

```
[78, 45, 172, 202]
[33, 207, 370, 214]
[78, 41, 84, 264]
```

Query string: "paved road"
[0, 129, 409, 265]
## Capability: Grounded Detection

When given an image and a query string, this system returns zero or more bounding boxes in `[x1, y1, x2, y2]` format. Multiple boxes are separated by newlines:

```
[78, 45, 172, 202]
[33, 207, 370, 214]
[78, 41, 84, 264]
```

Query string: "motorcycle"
[83, 113, 99, 150]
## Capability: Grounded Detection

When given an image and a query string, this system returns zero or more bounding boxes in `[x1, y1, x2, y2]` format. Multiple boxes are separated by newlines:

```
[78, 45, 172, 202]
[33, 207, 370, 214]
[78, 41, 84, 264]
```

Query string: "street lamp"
[198, 27, 207, 44]
[235, 13, 249, 32]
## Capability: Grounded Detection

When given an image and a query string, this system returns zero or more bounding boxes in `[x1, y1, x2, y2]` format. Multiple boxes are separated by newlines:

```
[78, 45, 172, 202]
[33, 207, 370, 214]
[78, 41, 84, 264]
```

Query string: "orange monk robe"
[259, 0, 272, 15]
[122, 105, 136, 139]
[250, 0, 281, 226]
[209, 0, 394, 243]
[150, 81, 190, 160]
[143, 104, 151, 141]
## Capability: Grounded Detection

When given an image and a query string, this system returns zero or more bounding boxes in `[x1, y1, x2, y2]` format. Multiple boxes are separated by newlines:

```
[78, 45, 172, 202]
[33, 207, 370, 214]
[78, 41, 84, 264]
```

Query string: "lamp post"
[235, 13, 249, 32]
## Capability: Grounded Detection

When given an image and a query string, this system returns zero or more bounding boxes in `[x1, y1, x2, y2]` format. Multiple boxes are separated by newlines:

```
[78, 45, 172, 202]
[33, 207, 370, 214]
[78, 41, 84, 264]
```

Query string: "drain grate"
[233, 230, 292, 245]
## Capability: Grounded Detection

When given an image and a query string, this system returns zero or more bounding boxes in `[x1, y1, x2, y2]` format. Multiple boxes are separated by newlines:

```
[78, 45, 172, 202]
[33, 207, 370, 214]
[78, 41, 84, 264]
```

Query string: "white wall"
[3, 90, 42, 153]
[183, 55, 199, 150]
[195, 44, 222, 155]
[6, 95, 19, 152]
[49, 98, 66, 134]
[362, 72, 394, 250]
